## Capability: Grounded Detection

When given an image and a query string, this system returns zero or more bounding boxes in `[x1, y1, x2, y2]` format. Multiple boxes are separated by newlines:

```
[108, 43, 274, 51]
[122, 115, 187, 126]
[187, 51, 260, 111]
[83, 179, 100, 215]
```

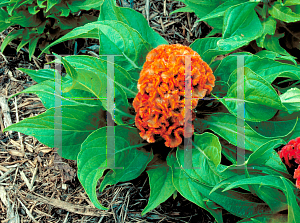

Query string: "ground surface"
[0, 0, 299, 222]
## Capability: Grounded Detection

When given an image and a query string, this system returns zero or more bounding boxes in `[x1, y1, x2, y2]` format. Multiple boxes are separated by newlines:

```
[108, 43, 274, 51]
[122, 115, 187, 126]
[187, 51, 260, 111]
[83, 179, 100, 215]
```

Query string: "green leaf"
[10, 78, 102, 109]
[46, 0, 60, 12]
[280, 88, 300, 114]
[222, 2, 262, 40]
[67, 0, 102, 12]
[256, 17, 277, 48]
[176, 132, 224, 186]
[0, 8, 11, 32]
[141, 164, 176, 216]
[284, 0, 300, 6]
[28, 36, 39, 61]
[222, 67, 285, 122]
[237, 214, 287, 223]
[246, 139, 285, 166]
[18, 68, 57, 83]
[98, 0, 168, 48]
[281, 177, 300, 223]
[202, 113, 282, 151]
[1, 29, 23, 53]
[241, 55, 300, 83]
[37, 0, 46, 8]
[190, 37, 244, 65]
[28, 5, 40, 15]
[255, 50, 297, 65]
[40, 20, 152, 72]
[168, 154, 272, 219]
[263, 34, 291, 57]
[221, 175, 300, 223]
[198, 0, 248, 21]
[167, 154, 223, 223]
[269, 2, 300, 23]
[56, 55, 137, 125]
[9, 10, 42, 27]
[246, 118, 298, 138]
[3, 105, 105, 160]
[77, 126, 151, 210]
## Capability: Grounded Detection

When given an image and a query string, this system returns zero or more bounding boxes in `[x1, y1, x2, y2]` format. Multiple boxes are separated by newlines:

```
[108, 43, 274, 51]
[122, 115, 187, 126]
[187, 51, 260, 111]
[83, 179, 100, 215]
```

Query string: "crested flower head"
[133, 44, 215, 148]
[278, 137, 300, 189]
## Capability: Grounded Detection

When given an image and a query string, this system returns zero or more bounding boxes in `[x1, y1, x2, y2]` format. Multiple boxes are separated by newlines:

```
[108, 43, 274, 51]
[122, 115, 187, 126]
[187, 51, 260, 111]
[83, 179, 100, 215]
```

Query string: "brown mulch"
[0, 0, 244, 223]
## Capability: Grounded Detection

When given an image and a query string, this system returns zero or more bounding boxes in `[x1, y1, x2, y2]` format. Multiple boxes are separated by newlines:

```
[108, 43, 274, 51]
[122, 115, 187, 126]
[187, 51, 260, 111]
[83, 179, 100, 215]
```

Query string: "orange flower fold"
[133, 44, 215, 148]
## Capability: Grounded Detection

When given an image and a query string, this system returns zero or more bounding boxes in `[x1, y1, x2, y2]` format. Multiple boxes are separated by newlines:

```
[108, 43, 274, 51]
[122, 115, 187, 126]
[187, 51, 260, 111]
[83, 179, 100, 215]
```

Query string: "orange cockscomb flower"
[133, 44, 215, 148]
[278, 137, 300, 189]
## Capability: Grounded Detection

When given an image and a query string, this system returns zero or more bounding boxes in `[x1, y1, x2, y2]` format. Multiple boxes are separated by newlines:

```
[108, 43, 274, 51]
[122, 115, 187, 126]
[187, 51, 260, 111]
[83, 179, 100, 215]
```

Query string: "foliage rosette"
[3, 0, 300, 222]
[133, 44, 215, 148]
[0, 0, 101, 60]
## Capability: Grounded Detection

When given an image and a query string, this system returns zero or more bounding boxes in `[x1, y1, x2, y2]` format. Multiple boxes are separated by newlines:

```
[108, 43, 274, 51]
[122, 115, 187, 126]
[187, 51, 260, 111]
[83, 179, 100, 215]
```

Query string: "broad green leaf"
[238, 55, 300, 84]
[190, 37, 245, 64]
[67, 0, 102, 12]
[141, 164, 176, 216]
[37, 0, 46, 8]
[28, 36, 39, 61]
[77, 126, 152, 210]
[222, 2, 262, 40]
[255, 50, 297, 65]
[18, 68, 58, 84]
[269, 2, 300, 23]
[28, 5, 40, 15]
[0, 8, 11, 32]
[168, 154, 272, 219]
[55, 55, 137, 125]
[176, 132, 224, 186]
[99, 146, 153, 193]
[211, 174, 288, 214]
[246, 119, 298, 138]
[46, 0, 60, 12]
[222, 176, 300, 223]
[198, 0, 248, 21]
[167, 154, 223, 223]
[171, 0, 225, 29]
[256, 17, 277, 48]
[280, 88, 300, 114]
[223, 67, 285, 121]
[40, 20, 152, 72]
[237, 214, 287, 223]
[284, 0, 300, 6]
[213, 52, 252, 82]
[3, 105, 105, 160]
[205, 28, 222, 37]
[9, 10, 42, 27]
[1, 29, 23, 53]
[281, 178, 300, 223]
[246, 139, 285, 166]
[9, 78, 102, 109]
[98, 0, 168, 48]
[262, 34, 291, 57]
[202, 113, 282, 151]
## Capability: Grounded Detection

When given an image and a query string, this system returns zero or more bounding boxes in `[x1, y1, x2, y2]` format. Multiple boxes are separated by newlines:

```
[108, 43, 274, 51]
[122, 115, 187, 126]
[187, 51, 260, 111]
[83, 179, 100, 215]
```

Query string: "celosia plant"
[133, 44, 215, 148]
[3, 0, 300, 222]
[278, 137, 300, 188]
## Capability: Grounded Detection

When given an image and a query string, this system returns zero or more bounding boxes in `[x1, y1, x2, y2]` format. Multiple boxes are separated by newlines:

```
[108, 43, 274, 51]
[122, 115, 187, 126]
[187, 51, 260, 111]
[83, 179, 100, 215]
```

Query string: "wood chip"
[0, 96, 12, 134]
[0, 165, 9, 172]
[8, 150, 25, 157]
[26, 193, 109, 217]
